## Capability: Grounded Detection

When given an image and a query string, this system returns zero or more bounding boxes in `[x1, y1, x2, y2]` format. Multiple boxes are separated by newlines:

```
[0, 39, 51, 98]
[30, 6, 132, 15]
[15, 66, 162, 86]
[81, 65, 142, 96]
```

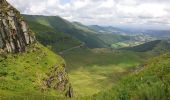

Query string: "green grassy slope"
[23, 15, 108, 48]
[0, 43, 68, 99]
[85, 52, 170, 100]
[24, 19, 81, 52]
[62, 48, 145, 96]
[23, 15, 154, 49]
[122, 40, 170, 53]
[121, 40, 161, 52]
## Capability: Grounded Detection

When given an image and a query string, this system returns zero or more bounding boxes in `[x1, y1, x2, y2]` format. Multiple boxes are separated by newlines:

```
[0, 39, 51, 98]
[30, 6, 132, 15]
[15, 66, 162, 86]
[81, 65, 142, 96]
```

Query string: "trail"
[59, 43, 85, 55]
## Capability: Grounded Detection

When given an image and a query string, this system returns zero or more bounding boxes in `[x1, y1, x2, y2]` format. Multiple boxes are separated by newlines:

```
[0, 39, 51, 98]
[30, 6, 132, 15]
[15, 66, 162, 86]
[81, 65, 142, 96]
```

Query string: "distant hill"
[23, 15, 108, 48]
[89, 25, 126, 35]
[89, 25, 155, 48]
[121, 40, 170, 53]
[144, 30, 170, 39]
[23, 15, 155, 50]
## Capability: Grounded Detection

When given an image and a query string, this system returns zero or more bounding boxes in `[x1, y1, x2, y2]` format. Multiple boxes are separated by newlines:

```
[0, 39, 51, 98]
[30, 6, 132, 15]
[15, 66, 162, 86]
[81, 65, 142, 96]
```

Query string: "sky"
[7, 0, 170, 30]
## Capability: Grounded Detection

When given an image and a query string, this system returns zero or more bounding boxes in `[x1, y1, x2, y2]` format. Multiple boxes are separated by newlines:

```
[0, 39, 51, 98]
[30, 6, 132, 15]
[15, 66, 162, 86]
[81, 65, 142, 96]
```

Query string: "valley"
[62, 39, 170, 97]
[62, 48, 145, 96]
[1, 0, 170, 99]
[23, 14, 170, 99]
[23, 15, 160, 51]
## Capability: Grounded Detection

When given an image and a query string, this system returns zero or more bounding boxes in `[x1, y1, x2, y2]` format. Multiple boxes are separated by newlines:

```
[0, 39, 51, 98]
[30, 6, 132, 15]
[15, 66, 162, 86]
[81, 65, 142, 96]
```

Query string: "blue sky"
[7, 0, 170, 30]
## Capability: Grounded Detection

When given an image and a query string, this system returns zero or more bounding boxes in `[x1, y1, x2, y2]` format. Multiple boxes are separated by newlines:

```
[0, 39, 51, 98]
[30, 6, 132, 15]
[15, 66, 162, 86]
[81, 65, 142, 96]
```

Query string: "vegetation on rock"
[0, 0, 72, 99]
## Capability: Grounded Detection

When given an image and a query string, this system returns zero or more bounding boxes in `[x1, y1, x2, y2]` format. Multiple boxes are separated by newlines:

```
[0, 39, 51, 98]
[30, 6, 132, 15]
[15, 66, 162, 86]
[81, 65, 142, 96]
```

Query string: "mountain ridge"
[23, 14, 155, 50]
[23, 14, 110, 48]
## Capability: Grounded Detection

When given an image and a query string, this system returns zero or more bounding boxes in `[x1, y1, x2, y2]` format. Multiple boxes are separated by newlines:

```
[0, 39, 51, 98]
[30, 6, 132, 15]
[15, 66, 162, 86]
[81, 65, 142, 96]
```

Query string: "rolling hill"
[1, 0, 170, 100]
[89, 25, 126, 35]
[23, 15, 154, 50]
[22, 13, 170, 100]
[23, 15, 108, 48]
[24, 20, 81, 52]
[60, 38, 170, 98]
[144, 30, 170, 39]
[121, 40, 170, 53]
[83, 52, 170, 100]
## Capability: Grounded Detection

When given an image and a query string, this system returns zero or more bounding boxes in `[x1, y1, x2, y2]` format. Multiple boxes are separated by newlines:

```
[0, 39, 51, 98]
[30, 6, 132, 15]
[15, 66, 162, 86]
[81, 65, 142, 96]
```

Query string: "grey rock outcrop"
[0, 0, 73, 97]
[45, 64, 73, 97]
[0, 0, 36, 53]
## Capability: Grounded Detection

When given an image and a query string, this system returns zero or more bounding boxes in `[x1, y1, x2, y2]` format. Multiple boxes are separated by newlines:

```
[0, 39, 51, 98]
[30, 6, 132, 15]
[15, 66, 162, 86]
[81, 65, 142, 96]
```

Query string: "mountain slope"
[23, 15, 156, 50]
[121, 40, 170, 53]
[81, 52, 170, 100]
[89, 25, 125, 34]
[25, 20, 81, 52]
[0, 0, 71, 99]
[0, 43, 69, 99]
[23, 15, 108, 48]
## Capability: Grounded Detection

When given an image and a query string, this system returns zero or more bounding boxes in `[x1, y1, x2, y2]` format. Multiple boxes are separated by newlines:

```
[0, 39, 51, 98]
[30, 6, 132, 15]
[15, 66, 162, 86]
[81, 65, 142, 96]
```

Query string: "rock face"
[45, 64, 73, 97]
[0, 0, 36, 53]
[0, 0, 73, 97]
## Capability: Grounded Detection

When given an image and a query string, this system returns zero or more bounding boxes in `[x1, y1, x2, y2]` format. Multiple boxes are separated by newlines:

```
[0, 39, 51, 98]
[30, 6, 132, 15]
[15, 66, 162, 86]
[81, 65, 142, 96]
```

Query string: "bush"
[0, 71, 8, 77]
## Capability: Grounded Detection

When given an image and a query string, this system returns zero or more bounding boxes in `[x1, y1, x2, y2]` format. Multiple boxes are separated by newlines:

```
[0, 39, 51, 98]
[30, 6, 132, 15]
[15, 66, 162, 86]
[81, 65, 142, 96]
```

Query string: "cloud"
[6, 0, 170, 28]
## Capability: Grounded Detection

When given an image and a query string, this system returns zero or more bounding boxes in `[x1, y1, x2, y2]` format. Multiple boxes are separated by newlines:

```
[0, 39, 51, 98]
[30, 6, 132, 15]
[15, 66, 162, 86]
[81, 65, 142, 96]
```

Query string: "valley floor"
[62, 48, 145, 96]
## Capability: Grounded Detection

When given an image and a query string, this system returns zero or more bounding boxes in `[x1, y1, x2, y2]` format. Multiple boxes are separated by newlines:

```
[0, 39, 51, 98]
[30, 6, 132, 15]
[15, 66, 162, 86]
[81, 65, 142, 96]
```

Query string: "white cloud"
[6, 0, 170, 28]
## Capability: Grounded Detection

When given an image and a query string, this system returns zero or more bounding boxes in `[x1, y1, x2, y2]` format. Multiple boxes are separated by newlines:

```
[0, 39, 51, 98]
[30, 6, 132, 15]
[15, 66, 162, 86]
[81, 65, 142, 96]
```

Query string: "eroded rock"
[45, 64, 73, 97]
[0, 0, 36, 53]
[0, 0, 73, 97]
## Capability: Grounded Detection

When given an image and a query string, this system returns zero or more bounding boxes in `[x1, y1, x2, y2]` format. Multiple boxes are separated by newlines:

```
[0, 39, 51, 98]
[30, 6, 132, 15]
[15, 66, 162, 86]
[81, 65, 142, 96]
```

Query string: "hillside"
[97, 34, 150, 49]
[144, 30, 170, 39]
[0, 0, 71, 99]
[62, 48, 146, 96]
[23, 15, 108, 48]
[89, 25, 125, 34]
[85, 52, 170, 100]
[89, 25, 155, 48]
[25, 20, 81, 52]
[61, 39, 170, 98]
[121, 40, 170, 53]
[0, 43, 70, 99]
[23, 15, 155, 50]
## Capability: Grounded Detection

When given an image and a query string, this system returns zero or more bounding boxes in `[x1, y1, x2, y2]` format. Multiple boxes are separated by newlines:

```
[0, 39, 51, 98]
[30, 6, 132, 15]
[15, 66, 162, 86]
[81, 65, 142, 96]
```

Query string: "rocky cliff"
[0, 0, 36, 53]
[0, 0, 73, 98]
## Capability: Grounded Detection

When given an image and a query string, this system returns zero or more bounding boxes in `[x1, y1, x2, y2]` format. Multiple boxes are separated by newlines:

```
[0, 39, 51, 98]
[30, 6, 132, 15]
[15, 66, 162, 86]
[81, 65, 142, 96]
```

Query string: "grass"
[0, 43, 68, 99]
[23, 15, 108, 48]
[62, 48, 145, 96]
[78, 52, 170, 100]
[24, 14, 157, 50]
[25, 20, 81, 52]
[122, 40, 162, 52]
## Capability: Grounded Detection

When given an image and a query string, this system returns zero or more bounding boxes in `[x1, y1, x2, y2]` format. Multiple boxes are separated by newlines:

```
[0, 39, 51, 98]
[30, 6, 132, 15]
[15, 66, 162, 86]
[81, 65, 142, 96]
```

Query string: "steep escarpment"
[0, 0, 72, 99]
[0, 0, 35, 53]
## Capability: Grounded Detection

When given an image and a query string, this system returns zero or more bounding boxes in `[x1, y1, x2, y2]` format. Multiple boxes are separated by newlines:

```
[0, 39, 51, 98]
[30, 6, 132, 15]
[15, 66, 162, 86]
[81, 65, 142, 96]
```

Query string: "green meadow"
[82, 52, 170, 100]
[62, 48, 145, 96]
[0, 43, 67, 99]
